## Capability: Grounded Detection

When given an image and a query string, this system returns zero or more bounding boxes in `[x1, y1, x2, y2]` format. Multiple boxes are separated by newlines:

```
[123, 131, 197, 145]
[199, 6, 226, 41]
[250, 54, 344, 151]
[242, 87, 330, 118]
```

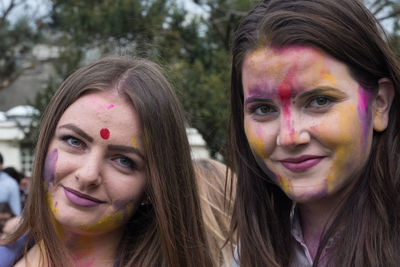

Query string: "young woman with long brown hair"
[0, 57, 213, 267]
[228, 0, 400, 266]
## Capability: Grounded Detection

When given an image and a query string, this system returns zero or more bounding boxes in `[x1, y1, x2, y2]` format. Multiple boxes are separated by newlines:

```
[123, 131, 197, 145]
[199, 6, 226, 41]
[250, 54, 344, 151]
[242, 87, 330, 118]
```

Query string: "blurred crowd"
[0, 153, 30, 241]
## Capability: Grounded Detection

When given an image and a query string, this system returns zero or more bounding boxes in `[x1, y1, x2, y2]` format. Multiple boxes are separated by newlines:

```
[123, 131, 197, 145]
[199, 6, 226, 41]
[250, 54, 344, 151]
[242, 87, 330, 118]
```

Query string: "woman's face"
[45, 90, 147, 235]
[242, 45, 376, 203]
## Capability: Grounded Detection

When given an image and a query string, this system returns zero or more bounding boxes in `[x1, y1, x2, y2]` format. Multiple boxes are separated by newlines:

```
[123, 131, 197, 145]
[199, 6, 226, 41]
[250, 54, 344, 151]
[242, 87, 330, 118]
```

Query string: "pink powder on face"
[100, 128, 110, 139]
[106, 104, 114, 109]
[278, 69, 296, 143]
[357, 85, 374, 146]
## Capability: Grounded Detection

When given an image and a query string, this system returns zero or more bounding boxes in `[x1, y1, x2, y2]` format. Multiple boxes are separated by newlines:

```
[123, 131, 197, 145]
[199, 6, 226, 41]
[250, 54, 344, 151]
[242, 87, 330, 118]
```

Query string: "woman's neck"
[298, 195, 342, 260]
[18, 229, 123, 267]
[62, 229, 123, 267]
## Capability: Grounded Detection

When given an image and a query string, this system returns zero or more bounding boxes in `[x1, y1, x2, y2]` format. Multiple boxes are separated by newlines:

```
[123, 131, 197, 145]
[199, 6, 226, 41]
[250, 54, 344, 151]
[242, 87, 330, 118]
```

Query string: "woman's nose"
[276, 112, 310, 147]
[75, 152, 103, 187]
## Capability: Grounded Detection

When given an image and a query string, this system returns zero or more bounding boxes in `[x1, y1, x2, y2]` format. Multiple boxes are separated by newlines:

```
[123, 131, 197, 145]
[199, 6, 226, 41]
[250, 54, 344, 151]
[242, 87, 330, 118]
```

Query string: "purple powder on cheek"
[43, 149, 58, 190]
[113, 200, 134, 220]
[113, 200, 126, 212]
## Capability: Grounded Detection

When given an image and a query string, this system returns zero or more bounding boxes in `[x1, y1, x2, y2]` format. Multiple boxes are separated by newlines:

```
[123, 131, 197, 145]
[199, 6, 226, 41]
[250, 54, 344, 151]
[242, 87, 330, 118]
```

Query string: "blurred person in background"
[0, 154, 21, 224]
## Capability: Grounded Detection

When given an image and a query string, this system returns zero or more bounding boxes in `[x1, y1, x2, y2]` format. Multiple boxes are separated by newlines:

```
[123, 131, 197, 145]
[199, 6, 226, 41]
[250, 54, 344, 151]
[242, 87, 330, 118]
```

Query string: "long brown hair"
[194, 158, 236, 266]
[228, 0, 400, 266]
[7, 57, 213, 267]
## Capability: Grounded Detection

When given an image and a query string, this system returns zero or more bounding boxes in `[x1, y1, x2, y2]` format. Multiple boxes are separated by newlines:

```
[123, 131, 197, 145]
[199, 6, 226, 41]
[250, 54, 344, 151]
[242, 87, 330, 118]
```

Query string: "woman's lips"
[63, 186, 104, 207]
[280, 155, 324, 173]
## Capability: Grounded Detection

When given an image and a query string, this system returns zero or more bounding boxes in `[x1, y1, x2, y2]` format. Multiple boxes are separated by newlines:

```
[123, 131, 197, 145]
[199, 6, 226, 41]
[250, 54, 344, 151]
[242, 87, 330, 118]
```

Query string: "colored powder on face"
[322, 72, 336, 85]
[113, 200, 132, 220]
[357, 86, 374, 146]
[325, 104, 358, 193]
[47, 192, 65, 239]
[78, 203, 134, 233]
[106, 104, 114, 109]
[245, 84, 277, 101]
[278, 70, 295, 143]
[100, 128, 110, 139]
[43, 149, 58, 190]
[276, 174, 292, 195]
[131, 134, 137, 148]
[244, 121, 266, 158]
[326, 146, 347, 193]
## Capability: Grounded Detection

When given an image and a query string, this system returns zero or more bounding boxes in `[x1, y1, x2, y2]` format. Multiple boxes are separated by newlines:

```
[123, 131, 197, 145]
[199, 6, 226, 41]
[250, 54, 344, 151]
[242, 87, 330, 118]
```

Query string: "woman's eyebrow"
[107, 145, 145, 160]
[244, 85, 277, 106]
[244, 97, 275, 106]
[59, 123, 94, 143]
[297, 87, 347, 99]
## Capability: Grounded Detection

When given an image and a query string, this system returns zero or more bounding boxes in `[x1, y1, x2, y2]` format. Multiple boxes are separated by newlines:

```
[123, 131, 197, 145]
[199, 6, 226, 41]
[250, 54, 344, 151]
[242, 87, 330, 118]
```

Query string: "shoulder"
[0, 235, 28, 267]
[0, 172, 19, 189]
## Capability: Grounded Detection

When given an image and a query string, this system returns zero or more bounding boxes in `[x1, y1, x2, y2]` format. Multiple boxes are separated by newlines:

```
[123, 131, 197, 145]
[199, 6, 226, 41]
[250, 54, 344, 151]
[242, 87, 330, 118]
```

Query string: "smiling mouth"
[280, 155, 325, 173]
[62, 186, 105, 207]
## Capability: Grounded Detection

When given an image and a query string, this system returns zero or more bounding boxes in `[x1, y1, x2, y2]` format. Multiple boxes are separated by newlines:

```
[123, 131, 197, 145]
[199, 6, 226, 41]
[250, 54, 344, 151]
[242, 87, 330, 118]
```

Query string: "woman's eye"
[307, 96, 334, 109]
[252, 104, 276, 115]
[114, 156, 137, 170]
[62, 136, 84, 148]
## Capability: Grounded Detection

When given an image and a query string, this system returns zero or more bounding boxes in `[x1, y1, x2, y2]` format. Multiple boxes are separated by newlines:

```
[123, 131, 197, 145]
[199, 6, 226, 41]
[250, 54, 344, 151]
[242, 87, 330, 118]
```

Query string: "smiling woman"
[228, 0, 400, 266]
[0, 57, 213, 267]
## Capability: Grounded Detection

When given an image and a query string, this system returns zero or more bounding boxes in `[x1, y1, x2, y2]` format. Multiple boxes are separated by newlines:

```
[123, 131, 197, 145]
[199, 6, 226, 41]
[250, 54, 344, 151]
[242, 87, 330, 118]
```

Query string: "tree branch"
[0, 62, 36, 91]
[0, 0, 16, 28]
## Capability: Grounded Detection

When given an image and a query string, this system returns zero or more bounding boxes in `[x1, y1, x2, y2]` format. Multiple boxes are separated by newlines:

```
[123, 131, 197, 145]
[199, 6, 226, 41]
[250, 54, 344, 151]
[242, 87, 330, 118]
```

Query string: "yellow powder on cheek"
[325, 105, 361, 193]
[47, 192, 65, 239]
[326, 147, 347, 193]
[78, 203, 134, 233]
[276, 173, 292, 195]
[244, 121, 266, 159]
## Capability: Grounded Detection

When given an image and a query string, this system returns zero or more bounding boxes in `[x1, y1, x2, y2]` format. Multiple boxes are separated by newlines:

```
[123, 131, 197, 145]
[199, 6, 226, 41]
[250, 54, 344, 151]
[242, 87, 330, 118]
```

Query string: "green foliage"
[0, 12, 39, 89]
[23, 78, 58, 147]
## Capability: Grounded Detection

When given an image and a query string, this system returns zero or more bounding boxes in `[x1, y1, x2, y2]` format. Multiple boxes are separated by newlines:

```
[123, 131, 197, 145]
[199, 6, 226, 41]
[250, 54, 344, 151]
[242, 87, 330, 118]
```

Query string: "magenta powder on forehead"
[44, 149, 58, 189]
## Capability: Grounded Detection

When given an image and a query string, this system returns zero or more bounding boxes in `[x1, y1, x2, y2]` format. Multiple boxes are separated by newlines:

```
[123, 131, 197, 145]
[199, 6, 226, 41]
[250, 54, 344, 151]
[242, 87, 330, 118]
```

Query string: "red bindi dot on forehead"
[100, 128, 110, 140]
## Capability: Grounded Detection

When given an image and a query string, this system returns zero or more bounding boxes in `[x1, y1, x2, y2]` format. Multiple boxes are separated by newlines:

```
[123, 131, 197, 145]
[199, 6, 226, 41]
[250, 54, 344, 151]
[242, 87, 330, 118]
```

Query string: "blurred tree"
[164, 0, 255, 157]
[0, 0, 40, 90]
[364, 0, 400, 55]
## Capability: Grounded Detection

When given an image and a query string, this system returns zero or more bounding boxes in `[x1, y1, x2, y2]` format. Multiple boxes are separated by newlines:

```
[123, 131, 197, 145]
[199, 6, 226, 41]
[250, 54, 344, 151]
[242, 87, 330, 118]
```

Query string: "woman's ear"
[373, 78, 395, 132]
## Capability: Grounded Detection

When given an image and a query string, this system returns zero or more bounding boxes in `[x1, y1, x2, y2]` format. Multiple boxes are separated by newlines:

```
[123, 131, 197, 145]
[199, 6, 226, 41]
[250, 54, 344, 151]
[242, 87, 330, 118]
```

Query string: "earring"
[140, 196, 151, 206]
